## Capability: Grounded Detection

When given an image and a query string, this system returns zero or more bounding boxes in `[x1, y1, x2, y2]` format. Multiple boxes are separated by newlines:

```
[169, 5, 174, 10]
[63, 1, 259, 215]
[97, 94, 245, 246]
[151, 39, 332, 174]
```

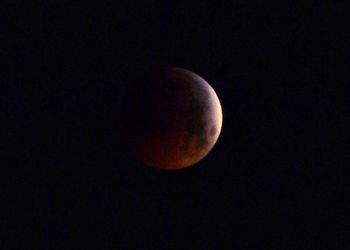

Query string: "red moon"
[131, 67, 223, 170]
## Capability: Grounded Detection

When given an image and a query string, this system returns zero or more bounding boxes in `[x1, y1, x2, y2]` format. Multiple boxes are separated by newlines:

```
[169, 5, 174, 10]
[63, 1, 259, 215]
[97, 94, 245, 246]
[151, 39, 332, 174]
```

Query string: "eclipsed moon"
[130, 67, 223, 170]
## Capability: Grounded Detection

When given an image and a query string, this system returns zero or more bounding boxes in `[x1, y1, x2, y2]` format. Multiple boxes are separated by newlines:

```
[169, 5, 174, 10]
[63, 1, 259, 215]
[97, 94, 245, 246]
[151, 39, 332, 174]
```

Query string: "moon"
[129, 67, 223, 170]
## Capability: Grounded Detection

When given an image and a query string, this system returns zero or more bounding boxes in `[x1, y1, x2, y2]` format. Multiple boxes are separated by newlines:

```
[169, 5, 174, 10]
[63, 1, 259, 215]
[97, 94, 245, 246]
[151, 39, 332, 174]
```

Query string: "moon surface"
[130, 67, 223, 170]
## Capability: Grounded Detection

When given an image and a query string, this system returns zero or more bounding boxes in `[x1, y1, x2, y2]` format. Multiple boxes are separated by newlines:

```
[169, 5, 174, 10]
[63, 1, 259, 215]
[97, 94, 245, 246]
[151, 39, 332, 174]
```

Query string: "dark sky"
[1, 2, 347, 249]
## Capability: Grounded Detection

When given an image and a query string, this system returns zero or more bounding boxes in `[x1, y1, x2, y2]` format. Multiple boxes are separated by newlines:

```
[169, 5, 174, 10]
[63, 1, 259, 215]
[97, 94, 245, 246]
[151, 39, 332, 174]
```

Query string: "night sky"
[2, 2, 347, 249]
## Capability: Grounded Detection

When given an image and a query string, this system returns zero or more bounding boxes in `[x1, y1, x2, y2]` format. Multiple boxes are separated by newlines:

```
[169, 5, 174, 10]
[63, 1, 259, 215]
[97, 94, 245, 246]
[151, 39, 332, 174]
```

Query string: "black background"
[1, 1, 348, 249]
